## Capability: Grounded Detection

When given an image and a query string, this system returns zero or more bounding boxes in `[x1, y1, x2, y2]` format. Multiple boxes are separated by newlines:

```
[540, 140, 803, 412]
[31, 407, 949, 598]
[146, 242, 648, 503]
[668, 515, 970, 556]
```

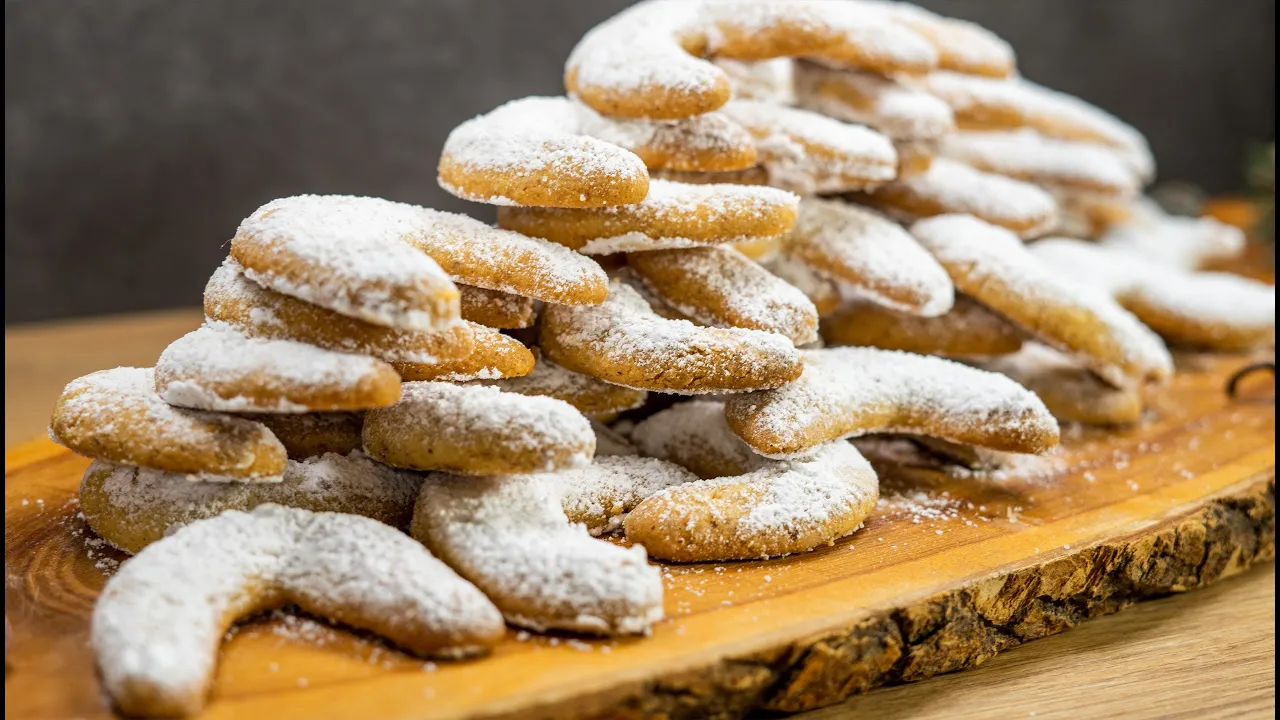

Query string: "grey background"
[5, 0, 1275, 324]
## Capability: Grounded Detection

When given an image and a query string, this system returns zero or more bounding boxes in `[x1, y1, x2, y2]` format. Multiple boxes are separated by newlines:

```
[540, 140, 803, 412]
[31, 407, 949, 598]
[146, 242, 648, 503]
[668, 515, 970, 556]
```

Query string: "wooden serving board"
[4, 354, 1275, 720]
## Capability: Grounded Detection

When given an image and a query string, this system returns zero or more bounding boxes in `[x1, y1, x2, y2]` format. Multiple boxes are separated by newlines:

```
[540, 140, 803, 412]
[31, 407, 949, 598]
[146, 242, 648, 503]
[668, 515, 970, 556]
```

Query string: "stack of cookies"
[45, 2, 1273, 717]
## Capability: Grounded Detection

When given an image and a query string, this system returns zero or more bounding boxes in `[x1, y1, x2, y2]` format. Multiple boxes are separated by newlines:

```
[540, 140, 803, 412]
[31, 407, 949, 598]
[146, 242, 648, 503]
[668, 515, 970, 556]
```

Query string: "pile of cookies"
[45, 1, 1274, 717]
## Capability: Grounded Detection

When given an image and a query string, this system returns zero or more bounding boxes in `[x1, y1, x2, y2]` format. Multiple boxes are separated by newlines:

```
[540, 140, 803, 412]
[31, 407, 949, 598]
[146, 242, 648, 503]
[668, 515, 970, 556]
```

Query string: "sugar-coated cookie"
[80, 452, 424, 554]
[363, 382, 594, 475]
[459, 284, 537, 329]
[1100, 198, 1245, 270]
[786, 198, 954, 316]
[439, 96, 764, 208]
[51, 367, 286, 482]
[762, 253, 843, 316]
[439, 97, 648, 208]
[719, 99, 898, 194]
[793, 61, 955, 142]
[625, 440, 878, 561]
[93, 505, 504, 718]
[497, 179, 799, 255]
[980, 344, 1145, 426]
[632, 400, 766, 479]
[1030, 238, 1275, 351]
[155, 325, 401, 413]
[855, 157, 1059, 238]
[240, 412, 364, 460]
[863, 0, 1015, 77]
[912, 215, 1173, 386]
[407, 206, 610, 305]
[558, 455, 698, 535]
[724, 347, 1059, 458]
[391, 322, 536, 382]
[566, 0, 939, 120]
[628, 245, 820, 345]
[652, 166, 772, 187]
[477, 353, 648, 421]
[230, 195, 461, 330]
[918, 71, 1154, 181]
[204, 258, 474, 364]
[540, 280, 803, 394]
[715, 57, 796, 104]
[412, 472, 663, 635]
[940, 130, 1141, 197]
[821, 293, 1023, 356]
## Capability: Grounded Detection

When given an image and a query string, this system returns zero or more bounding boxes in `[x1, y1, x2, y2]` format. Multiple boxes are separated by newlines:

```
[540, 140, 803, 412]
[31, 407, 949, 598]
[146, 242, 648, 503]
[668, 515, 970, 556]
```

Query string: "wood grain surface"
[3, 339, 1274, 719]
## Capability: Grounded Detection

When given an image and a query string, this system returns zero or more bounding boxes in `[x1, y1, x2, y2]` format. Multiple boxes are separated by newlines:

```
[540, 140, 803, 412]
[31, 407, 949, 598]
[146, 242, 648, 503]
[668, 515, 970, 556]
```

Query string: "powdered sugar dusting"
[543, 280, 801, 395]
[919, 71, 1154, 180]
[788, 198, 953, 316]
[413, 472, 664, 635]
[559, 456, 698, 535]
[1100, 199, 1246, 270]
[476, 355, 648, 419]
[84, 452, 423, 552]
[51, 366, 285, 481]
[631, 245, 819, 344]
[720, 99, 897, 193]
[235, 195, 457, 331]
[794, 61, 954, 142]
[155, 325, 392, 413]
[871, 157, 1059, 238]
[92, 505, 503, 715]
[913, 215, 1173, 386]
[632, 400, 767, 478]
[440, 96, 647, 190]
[941, 130, 1140, 195]
[726, 347, 1058, 458]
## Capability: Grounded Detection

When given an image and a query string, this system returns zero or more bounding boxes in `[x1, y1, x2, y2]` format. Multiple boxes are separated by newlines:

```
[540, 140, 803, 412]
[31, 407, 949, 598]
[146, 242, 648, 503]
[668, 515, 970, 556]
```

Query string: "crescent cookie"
[1030, 238, 1275, 351]
[854, 157, 1059, 238]
[918, 71, 1154, 181]
[793, 61, 955, 143]
[459, 284, 536, 329]
[204, 258, 474, 365]
[230, 195, 460, 331]
[155, 326, 401, 413]
[911, 216, 1174, 387]
[438, 96, 762, 208]
[762, 253, 843, 317]
[411, 472, 664, 635]
[631, 400, 766, 479]
[718, 99, 898, 194]
[785, 198, 954, 316]
[558, 455, 698, 535]
[240, 412, 365, 460]
[566, 0, 938, 121]
[363, 382, 594, 475]
[820, 294, 1024, 357]
[980, 344, 1145, 426]
[406, 207, 610, 306]
[1100, 199, 1245, 271]
[50, 367, 286, 482]
[940, 130, 1141, 197]
[80, 452, 425, 554]
[476, 354, 648, 421]
[724, 347, 1060, 458]
[625, 440, 879, 562]
[627, 245, 820, 345]
[714, 57, 796, 103]
[540, 280, 803, 394]
[497, 179, 799, 255]
[391, 322, 536, 382]
[93, 505, 505, 718]
[863, 0, 1015, 78]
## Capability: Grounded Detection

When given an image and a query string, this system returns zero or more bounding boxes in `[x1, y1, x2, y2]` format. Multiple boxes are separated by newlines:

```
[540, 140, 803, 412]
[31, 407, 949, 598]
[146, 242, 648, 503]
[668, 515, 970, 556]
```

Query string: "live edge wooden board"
[3, 354, 1274, 720]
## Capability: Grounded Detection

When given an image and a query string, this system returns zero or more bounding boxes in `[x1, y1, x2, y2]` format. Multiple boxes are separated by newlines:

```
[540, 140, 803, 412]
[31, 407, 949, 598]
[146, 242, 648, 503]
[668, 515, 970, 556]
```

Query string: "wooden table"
[5, 309, 1274, 719]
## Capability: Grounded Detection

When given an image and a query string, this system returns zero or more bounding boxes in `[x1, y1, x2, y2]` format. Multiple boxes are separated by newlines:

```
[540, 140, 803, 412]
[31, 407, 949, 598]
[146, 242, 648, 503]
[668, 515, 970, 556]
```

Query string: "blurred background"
[5, 0, 1275, 324]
